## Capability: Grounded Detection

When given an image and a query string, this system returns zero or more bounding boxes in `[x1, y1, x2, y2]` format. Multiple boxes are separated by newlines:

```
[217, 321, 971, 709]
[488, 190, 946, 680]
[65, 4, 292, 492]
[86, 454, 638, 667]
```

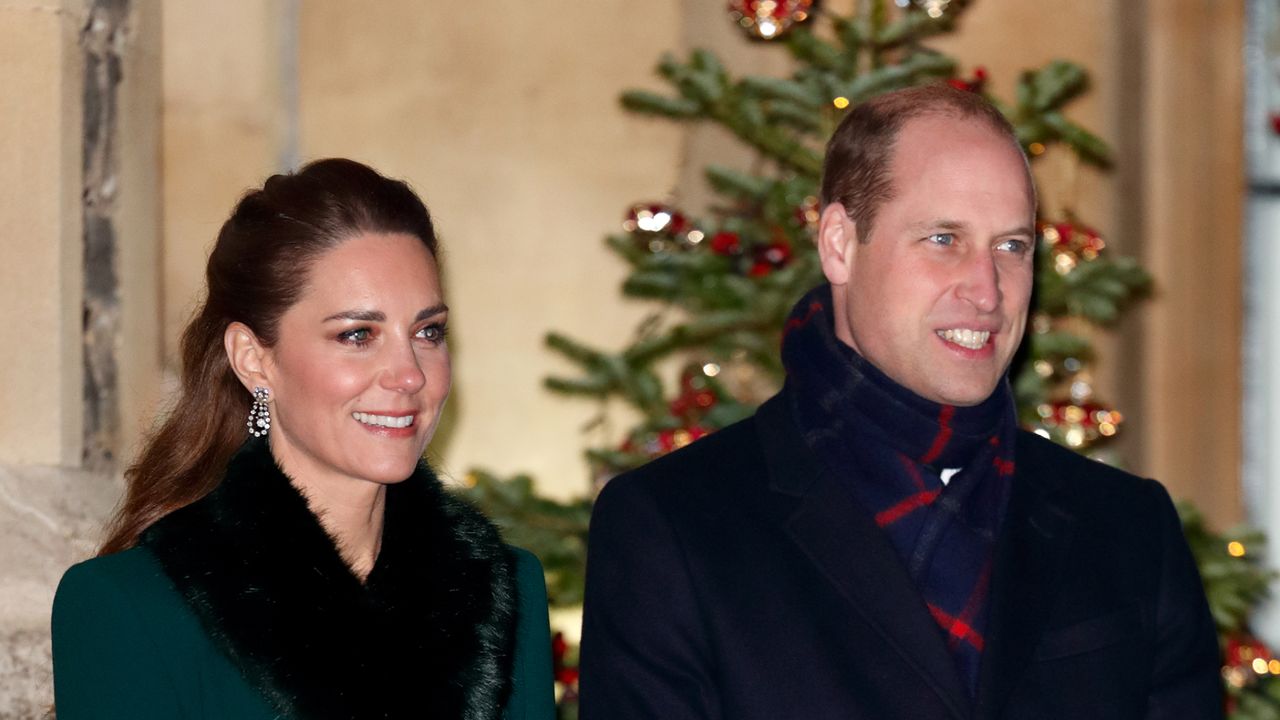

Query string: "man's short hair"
[820, 83, 1026, 243]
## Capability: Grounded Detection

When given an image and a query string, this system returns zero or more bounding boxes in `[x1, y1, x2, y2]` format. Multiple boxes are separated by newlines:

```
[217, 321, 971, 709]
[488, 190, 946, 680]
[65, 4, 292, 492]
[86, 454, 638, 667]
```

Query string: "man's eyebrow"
[910, 219, 969, 233]
[909, 219, 1035, 236]
[999, 224, 1036, 237]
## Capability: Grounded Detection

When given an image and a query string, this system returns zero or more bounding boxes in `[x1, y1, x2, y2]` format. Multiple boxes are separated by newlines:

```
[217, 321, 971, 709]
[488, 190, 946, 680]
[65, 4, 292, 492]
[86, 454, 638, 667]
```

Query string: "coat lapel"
[756, 394, 972, 720]
[973, 431, 1078, 719]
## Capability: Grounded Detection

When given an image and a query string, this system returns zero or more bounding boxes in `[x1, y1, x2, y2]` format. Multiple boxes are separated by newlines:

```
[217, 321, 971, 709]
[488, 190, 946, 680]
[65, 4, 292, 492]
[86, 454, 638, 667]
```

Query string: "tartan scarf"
[780, 285, 1016, 696]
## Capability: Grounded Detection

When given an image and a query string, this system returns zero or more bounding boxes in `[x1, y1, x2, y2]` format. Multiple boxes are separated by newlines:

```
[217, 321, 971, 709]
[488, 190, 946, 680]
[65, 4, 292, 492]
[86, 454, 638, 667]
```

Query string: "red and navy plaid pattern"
[780, 286, 1016, 696]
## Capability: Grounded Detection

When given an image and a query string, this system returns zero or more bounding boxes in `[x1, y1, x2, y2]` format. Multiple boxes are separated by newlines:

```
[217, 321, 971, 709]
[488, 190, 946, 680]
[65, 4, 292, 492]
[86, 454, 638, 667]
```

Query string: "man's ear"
[817, 203, 856, 286]
[224, 321, 272, 393]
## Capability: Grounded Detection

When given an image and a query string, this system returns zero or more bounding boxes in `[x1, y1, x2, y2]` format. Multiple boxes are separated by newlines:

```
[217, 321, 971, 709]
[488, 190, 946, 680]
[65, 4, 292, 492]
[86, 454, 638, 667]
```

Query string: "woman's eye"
[926, 232, 955, 246]
[417, 323, 447, 344]
[338, 328, 373, 345]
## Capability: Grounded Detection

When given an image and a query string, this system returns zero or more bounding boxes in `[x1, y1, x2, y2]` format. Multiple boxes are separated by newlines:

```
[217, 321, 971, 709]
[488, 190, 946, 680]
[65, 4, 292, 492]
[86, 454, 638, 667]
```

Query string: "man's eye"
[926, 233, 955, 246]
[996, 238, 1031, 254]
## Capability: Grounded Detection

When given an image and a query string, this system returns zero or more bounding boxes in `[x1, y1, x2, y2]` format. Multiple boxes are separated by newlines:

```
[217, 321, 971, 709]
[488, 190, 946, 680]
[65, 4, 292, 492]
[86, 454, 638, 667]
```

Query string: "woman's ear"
[817, 202, 857, 286]
[224, 321, 271, 392]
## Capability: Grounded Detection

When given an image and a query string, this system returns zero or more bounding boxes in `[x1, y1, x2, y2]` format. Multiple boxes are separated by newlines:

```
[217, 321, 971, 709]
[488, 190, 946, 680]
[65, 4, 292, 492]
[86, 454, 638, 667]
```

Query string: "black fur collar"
[141, 437, 516, 719]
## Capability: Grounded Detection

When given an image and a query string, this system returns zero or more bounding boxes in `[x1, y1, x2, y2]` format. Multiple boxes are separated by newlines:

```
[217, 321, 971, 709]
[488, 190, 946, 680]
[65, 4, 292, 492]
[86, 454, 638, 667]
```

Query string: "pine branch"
[875, 7, 964, 47]
[1022, 61, 1088, 113]
[1035, 254, 1150, 322]
[624, 312, 772, 366]
[784, 28, 843, 71]
[841, 52, 956, 104]
[705, 165, 771, 201]
[1027, 328, 1096, 360]
[740, 75, 824, 111]
[1179, 501, 1276, 634]
[1039, 112, 1111, 166]
[618, 90, 702, 118]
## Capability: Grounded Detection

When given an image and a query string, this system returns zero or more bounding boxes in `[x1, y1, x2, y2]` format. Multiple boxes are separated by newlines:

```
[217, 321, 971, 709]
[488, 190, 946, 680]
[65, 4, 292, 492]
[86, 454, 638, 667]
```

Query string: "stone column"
[81, 0, 163, 469]
[0, 0, 87, 467]
[0, 0, 161, 471]
[0, 0, 161, 713]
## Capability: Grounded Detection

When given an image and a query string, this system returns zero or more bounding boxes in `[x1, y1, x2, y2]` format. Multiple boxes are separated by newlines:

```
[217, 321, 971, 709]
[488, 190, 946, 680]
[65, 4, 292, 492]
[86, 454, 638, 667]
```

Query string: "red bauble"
[668, 396, 690, 418]
[680, 368, 701, 392]
[551, 632, 568, 661]
[1038, 220, 1106, 260]
[947, 66, 988, 94]
[657, 430, 679, 453]
[1225, 634, 1273, 667]
[551, 630, 579, 687]
[748, 261, 773, 277]
[727, 0, 816, 40]
[793, 195, 821, 229]
[671, 363, 718, 423]
[622, 202, 701, 252]
[622, 202, 688, 235]
[710, 231, 742, 255]
[667, 210, 691, 236]
[757, 241, 792, 267]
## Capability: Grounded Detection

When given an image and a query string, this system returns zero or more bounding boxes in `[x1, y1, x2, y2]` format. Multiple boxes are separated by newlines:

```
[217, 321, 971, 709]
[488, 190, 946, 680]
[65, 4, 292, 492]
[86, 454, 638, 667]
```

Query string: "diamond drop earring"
[247, 386, 271, 438]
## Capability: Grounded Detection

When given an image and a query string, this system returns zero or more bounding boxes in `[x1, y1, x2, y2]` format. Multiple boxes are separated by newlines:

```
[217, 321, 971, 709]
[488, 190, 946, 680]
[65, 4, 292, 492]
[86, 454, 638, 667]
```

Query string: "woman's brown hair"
[99, 158, 439, 555]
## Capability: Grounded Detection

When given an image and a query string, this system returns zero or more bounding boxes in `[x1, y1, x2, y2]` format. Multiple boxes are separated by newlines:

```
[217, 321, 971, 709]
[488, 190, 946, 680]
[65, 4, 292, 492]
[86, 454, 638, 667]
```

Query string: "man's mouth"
[936, 328, 991, 350]
[352, 412, 416, 429]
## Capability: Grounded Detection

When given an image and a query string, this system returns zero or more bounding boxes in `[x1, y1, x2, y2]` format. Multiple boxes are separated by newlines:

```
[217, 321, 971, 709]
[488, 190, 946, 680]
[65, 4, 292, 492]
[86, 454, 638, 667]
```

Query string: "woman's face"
[261, 231, 450, 489]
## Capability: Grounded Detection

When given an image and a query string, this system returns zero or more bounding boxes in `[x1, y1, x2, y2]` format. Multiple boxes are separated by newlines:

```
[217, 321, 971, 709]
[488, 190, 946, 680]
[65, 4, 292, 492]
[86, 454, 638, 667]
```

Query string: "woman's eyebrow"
[323, 309, 384, 323]
[323, 303, 448, 323]
[415, 304, 448, 322]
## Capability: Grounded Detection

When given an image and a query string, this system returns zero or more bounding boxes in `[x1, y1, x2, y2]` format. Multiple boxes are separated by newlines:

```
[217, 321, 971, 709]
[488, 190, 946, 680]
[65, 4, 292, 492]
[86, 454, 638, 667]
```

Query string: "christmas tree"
[459, 2, 1274, 715]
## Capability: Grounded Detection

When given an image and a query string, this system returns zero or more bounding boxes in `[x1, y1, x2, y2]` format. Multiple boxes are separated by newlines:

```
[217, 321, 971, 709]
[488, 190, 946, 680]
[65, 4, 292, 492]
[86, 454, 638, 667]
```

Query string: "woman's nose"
[381, 342, 427, 393]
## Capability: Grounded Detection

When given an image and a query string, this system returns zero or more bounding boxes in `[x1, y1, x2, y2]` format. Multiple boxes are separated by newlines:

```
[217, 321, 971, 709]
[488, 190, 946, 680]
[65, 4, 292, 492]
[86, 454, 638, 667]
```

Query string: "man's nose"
[957, 252, 1001, 313]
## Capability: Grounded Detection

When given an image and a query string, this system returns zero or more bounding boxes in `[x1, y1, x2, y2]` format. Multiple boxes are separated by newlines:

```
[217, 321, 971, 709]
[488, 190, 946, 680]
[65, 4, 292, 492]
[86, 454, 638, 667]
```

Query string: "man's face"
[819, 113, 1036, 406]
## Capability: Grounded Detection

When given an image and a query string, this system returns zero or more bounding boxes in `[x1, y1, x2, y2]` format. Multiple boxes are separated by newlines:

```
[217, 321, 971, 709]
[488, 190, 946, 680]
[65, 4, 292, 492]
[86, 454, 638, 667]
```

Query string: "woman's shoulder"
[56, 547, 173, 610]
[53, 546, 206, 655]
[508, 545, 543, 580]
[53, 549, 202, 715]
[508, 546, 550, 616]
[52, 548, 280, 718]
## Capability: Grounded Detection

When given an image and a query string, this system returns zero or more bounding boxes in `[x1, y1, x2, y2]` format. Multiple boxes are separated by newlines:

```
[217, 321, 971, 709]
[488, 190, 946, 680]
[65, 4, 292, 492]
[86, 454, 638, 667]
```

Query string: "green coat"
[52, 439, 556, 720]
[53, 547, 554, 719]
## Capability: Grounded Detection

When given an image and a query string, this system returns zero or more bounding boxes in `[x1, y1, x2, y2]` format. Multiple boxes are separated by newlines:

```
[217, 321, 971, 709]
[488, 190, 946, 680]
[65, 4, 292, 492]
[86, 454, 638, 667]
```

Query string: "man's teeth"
[352, 412, 415, 428]
[937, 328, 990, 350]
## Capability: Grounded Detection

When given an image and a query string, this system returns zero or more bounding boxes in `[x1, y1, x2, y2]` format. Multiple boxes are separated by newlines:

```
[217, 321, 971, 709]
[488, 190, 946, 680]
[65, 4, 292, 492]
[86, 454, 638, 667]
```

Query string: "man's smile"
[935, 328, 991, 350]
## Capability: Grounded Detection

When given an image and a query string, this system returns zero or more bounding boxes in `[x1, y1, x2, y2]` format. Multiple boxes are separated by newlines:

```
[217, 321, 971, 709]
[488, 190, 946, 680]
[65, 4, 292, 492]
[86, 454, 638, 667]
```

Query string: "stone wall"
[0, 464, 117, 717]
